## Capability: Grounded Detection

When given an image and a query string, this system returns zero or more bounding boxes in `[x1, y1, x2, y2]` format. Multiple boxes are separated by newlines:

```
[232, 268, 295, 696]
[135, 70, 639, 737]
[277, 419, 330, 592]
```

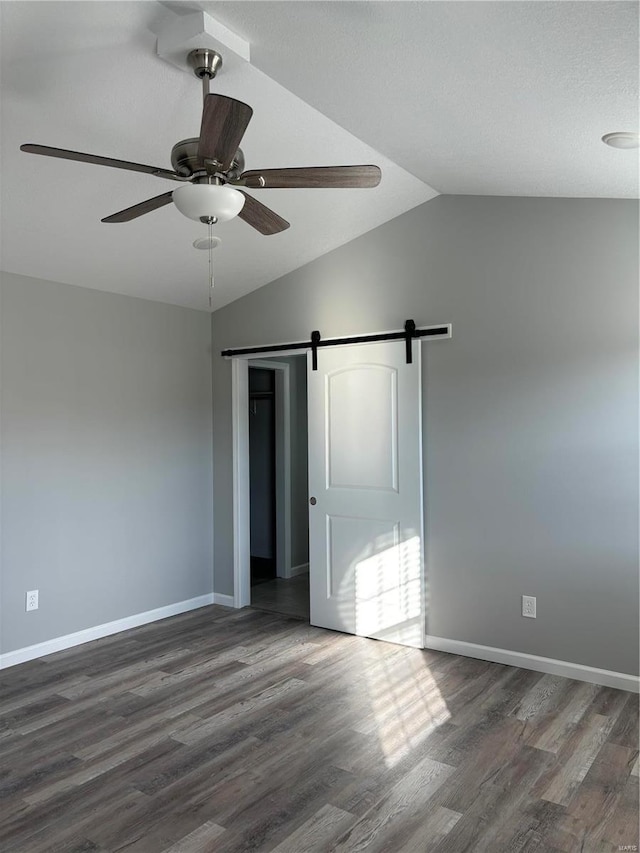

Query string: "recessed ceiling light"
[601, 132, 640, 150]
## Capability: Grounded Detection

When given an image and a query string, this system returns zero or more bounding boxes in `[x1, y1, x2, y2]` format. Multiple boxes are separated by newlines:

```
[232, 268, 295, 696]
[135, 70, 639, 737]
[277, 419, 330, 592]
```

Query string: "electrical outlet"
[522, 595, 536, 618]
[26, 590, 39, 612]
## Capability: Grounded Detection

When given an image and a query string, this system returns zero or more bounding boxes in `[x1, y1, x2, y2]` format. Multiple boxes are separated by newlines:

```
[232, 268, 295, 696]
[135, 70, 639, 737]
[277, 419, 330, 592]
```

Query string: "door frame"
[231, 341, 426, 638]
[232, 354, 300, 608]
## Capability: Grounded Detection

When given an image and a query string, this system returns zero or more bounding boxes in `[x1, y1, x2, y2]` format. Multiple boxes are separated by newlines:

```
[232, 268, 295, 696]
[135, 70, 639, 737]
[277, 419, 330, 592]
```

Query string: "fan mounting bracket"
[188, 49, 222, 80]
[156, 10, 250, 76]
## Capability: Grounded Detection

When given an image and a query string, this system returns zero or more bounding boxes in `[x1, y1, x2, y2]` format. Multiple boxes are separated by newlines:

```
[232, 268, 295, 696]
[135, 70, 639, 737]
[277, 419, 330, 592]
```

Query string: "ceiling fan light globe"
[173, 184, 245, 223]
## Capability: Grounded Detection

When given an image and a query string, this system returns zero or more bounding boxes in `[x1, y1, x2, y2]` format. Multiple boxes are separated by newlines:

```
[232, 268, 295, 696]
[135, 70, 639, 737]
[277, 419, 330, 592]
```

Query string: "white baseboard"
[289, 562, 309, 578]
[5, 601, 634, 693]
[212, 593, 236, 608]
[0, 594, 215, 670]
[426, 635, 639, 694]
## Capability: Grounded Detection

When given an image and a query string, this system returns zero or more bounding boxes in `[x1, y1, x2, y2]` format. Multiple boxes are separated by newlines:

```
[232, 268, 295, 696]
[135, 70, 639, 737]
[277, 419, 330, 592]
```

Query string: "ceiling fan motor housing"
[171, 139, 244, 179]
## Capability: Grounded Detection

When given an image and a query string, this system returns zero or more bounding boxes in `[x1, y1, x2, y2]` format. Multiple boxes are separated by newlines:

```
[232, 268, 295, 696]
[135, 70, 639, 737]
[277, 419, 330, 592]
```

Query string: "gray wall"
[212, 195, 639, 676]
[1, 272, 213, 654]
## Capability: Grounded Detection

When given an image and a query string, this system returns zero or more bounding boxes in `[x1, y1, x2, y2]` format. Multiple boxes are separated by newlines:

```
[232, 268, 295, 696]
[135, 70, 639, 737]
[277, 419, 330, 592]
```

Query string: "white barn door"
[307, 341, 424, 648]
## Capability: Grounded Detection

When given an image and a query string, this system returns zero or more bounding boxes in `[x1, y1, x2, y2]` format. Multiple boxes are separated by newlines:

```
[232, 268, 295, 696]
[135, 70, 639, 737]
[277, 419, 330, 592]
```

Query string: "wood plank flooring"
[251, 574, 310, 621]
[0, 605, 637, 852]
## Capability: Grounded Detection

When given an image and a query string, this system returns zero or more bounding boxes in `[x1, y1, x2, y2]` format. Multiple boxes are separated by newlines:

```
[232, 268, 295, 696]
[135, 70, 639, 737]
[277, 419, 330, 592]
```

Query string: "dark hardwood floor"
[0, 605, 637, 852]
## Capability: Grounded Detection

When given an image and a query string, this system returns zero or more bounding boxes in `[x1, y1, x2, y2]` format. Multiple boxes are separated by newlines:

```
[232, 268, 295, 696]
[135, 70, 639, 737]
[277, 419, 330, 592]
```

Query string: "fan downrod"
[188, 48, 222, 100]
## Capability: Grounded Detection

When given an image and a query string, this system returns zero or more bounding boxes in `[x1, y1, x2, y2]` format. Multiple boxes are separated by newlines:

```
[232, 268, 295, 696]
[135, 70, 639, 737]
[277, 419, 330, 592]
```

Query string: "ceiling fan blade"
[20, 144, 184, 181]
[198, 94, 253, 172]
[238, 191, 290, 235]
[238, 165, 382, 189]
[101, 192, 174, 223]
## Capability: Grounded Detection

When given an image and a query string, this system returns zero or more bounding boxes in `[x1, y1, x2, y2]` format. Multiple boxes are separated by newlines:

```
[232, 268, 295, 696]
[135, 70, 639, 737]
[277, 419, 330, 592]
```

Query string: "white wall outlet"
[522, 595, 536, 618]
[26, 589, 39, 612]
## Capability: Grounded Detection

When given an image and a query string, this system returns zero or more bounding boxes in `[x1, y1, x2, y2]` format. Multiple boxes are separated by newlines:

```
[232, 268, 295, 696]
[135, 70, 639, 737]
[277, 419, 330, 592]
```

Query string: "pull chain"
[208, 219, 214, 309]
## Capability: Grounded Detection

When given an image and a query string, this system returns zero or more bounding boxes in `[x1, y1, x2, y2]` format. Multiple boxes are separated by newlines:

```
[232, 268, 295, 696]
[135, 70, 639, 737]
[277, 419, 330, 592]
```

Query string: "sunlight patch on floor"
[360, 651, 451, 768]
[353, 535, 451, 767]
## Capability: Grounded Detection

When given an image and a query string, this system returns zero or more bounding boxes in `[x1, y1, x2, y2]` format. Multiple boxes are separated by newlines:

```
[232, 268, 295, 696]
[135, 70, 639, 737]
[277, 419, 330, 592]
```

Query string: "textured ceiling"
[1, 1, 638, 312]
[196, 0, 639, 198]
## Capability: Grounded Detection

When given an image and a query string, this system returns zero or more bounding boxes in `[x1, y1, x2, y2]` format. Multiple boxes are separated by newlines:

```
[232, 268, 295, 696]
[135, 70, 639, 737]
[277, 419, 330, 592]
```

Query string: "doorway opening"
[243, 356, 309, 620]
[249, 366, 277, 586]
[231, 340, 426, 648]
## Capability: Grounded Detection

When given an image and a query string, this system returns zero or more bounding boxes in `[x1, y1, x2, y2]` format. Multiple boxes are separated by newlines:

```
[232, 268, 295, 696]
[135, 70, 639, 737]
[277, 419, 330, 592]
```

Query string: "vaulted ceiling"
[2, 1, 637, 310]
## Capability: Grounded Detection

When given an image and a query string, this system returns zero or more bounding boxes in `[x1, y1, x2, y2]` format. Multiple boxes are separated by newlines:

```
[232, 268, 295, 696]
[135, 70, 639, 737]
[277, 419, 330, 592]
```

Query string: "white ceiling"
[199, 0, 639, 197]
[2, 1, 638, 312]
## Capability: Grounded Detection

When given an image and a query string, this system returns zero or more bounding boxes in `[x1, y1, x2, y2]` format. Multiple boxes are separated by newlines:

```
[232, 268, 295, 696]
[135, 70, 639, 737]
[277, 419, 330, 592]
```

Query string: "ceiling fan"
[20, 48, 382, 236]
